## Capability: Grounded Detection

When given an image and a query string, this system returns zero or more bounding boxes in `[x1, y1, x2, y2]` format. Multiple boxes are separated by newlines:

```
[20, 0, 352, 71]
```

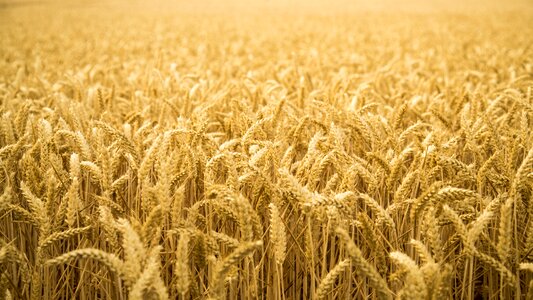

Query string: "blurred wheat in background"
[0, 0, 532, 299]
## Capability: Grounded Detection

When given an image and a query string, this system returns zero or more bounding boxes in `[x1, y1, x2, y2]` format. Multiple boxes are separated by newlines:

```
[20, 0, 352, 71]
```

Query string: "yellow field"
[1, 1, 533, 299]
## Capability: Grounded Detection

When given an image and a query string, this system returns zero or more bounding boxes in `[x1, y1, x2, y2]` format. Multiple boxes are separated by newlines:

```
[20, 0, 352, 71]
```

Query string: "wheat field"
[0, 0, 532, 299]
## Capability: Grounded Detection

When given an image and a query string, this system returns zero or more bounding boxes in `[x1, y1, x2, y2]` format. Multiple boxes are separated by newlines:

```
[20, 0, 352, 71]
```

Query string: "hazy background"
[1, 0, 533, 14]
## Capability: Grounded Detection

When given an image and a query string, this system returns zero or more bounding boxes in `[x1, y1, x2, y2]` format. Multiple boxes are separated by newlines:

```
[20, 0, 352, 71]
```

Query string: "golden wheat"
[0, 0, 532, 299]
